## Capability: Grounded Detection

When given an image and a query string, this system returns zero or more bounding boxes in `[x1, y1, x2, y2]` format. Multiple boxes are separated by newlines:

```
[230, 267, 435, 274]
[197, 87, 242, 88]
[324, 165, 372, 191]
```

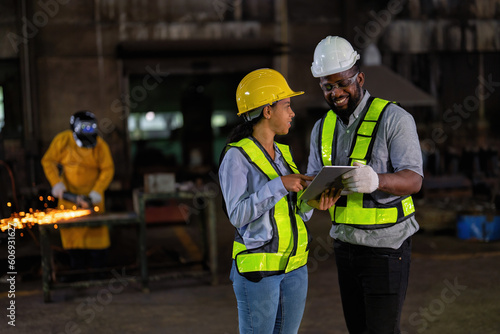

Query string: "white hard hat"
[311, 36, 360, 78]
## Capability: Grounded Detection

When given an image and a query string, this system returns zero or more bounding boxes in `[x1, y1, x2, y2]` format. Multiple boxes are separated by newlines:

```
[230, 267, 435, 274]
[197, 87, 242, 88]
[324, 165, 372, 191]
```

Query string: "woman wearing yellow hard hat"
[218, 68, 340, 333]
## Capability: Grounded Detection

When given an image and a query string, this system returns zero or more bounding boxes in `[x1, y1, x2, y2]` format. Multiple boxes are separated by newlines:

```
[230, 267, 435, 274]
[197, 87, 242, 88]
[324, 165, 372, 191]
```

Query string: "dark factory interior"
[0, 1, 500, 333]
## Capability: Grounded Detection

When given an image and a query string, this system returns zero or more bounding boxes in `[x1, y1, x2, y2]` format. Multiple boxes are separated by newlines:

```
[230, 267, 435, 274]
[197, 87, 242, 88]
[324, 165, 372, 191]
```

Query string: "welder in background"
[41, 110, 115, 280]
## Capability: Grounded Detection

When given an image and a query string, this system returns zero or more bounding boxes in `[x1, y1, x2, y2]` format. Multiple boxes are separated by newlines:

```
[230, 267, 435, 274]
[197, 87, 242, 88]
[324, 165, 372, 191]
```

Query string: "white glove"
[340, 189, 353, 196]
[51, 182, 66, 199]
[89, 190, 102, 204]
[342, 162, 379, 193]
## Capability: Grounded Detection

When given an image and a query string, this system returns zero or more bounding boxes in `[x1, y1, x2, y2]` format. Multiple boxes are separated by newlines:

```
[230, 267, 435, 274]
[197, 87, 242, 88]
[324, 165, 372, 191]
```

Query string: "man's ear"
[358, 72, 365, 88]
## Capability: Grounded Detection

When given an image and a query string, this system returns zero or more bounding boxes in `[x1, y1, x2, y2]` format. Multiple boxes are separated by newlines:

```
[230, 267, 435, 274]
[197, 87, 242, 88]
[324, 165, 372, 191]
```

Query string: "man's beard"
[327, 85, 363, 122]
[328, 97, 358, 118]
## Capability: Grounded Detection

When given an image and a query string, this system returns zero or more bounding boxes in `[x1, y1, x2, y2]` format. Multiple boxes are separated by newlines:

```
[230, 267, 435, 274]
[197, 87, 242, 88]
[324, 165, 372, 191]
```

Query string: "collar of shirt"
[272, 142, 283, 164]
[345, 90, 371, 127]
[252, 138, 284, 165]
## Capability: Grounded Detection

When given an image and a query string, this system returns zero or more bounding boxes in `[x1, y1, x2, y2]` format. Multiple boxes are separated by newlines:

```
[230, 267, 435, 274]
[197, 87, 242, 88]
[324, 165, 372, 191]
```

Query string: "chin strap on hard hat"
[242, 106, 266, 122]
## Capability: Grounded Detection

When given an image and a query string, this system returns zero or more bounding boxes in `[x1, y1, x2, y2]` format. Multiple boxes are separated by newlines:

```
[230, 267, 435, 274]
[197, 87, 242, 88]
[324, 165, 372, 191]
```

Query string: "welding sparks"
[0, 209, 92, 232]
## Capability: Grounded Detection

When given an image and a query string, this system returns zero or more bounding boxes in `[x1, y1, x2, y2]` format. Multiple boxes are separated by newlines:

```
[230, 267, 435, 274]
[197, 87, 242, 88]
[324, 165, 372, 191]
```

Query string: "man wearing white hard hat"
[307, 36, 423, 333]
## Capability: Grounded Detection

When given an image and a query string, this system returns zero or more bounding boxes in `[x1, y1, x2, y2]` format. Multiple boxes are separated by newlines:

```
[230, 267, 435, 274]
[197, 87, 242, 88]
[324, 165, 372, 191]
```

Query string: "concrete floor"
[1, 196, 500, 334]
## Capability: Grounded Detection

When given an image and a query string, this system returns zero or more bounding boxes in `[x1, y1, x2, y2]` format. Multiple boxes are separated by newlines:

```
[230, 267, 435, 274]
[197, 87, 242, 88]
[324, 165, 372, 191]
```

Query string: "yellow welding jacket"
[41, 130, 115, 249]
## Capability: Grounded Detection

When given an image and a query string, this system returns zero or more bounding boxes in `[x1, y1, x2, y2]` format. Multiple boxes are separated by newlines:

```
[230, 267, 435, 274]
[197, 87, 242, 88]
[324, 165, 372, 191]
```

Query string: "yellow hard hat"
[236, 68, 304, 116]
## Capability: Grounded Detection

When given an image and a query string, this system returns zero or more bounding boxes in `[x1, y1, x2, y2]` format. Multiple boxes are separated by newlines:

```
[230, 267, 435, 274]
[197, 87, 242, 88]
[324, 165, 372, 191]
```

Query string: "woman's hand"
[281, 174, 314, 192]
[307, 188, 342, 210]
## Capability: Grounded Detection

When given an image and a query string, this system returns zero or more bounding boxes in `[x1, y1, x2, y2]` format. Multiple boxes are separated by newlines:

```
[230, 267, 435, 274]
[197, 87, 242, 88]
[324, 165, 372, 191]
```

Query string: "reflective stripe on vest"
[228, 138, 309, 275]
[320, 98, 415, 229]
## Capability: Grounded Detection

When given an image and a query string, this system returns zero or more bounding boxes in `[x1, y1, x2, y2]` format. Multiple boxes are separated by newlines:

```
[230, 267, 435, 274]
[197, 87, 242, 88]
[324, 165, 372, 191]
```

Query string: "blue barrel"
[456, 215, 500, 242]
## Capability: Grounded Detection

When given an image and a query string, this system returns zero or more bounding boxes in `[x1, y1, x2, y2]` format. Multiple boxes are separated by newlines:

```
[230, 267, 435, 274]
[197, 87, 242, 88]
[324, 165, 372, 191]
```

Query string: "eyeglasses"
[320, 72, 359, 92]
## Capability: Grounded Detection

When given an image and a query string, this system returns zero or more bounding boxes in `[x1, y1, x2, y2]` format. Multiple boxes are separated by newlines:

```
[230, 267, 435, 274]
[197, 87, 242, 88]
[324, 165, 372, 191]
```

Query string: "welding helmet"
[311, 36, 360, 78]
[70, 110, 98, 148]
[236, 68, 304, 119]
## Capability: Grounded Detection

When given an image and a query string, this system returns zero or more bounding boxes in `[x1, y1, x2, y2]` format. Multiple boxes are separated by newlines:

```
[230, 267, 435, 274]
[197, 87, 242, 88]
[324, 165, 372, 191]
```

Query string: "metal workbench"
[38, 191, 218, 303]
[38, 212, 146, 303]
[136, 191, 218, 286]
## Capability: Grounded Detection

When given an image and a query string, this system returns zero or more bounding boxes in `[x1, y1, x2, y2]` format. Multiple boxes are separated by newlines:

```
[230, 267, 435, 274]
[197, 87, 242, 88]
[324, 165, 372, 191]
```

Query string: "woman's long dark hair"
[226, 113, 263, 144]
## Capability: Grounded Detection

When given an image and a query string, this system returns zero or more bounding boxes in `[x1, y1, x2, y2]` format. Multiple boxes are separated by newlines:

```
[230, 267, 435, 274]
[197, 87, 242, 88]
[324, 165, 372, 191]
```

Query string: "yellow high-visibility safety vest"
[226, 137, 309, 281]
[320, 97, 415, 229]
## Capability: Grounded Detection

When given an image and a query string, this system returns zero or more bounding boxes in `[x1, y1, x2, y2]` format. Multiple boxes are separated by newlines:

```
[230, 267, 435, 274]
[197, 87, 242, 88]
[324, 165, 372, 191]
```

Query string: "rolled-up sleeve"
[384, 108, 423, 177]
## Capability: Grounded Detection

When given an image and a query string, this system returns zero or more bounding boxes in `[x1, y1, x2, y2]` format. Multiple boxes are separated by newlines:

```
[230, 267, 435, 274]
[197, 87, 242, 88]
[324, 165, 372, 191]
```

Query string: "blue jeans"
[230, 261, 308, 334]
[333, 238, 412, 334]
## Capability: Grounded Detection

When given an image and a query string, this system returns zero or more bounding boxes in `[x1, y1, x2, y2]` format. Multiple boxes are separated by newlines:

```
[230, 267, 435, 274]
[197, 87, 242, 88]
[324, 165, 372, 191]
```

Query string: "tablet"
[299, 166, 358, 202]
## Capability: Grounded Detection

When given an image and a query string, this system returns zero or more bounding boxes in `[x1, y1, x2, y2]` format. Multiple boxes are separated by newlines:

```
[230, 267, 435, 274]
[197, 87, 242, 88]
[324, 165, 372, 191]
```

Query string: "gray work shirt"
[307, 90, 423, 249]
